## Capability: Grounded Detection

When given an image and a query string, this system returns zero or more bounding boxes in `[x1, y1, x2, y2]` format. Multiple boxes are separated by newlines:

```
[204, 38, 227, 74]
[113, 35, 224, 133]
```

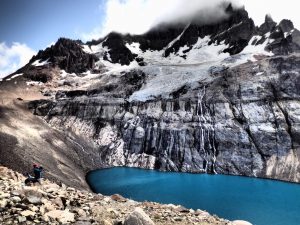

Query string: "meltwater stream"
[87, 167, 300, 225]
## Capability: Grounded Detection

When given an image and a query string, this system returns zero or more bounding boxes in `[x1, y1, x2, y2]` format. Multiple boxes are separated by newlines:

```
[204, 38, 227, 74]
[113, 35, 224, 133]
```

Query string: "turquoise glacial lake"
[87, 167, 300, 225]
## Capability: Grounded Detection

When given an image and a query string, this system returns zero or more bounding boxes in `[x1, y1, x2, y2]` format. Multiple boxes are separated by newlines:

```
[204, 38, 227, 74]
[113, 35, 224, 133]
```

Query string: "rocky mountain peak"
[258, 15, 277, 35]
[152, 5, 255, 57]
[265, 19, 300, 55]
[225, 2, 234, 13]
[91, 3, 256, 65]
[225, 3, 249, 23]
[102, 32, 138, 65]
[30, 38, 97, 74]
[17, 6, 299, 73]
[279, 19, 294, 33]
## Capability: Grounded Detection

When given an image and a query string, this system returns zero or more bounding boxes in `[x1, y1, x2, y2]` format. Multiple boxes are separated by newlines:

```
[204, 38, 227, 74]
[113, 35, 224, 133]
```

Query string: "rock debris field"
[0, 166, 253, 225]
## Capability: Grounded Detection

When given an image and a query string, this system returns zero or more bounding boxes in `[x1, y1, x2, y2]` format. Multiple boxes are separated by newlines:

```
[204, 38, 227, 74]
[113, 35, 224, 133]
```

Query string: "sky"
[0, 0, 299, 78]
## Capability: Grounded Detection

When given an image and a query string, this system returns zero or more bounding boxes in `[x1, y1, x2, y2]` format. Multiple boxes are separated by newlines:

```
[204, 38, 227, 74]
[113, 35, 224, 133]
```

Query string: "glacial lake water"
[87, 167, 300, 225]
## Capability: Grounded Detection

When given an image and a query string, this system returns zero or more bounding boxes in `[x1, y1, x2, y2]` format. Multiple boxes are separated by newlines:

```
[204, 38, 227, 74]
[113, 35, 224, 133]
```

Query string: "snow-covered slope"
[81, 30, 275, 101]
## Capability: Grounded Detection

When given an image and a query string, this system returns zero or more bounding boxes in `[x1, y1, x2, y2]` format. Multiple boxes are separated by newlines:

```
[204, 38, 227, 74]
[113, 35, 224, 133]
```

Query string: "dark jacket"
[33, 167, 43, 179]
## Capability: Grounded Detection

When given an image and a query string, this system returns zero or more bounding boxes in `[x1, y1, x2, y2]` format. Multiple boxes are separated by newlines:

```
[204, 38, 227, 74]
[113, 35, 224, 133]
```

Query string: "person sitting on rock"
[25, 164, 43, 185]
[33, 164, 43, 181]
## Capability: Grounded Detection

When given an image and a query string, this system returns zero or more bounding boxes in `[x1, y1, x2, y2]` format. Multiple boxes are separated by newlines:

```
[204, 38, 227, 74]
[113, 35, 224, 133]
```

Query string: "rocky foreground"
[0, 166, 252, 225]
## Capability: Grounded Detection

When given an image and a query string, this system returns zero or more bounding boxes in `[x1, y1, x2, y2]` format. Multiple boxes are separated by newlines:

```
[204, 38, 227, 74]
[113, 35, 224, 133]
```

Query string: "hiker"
[25, 164, 43, 185]
[33, 164, 43, 181]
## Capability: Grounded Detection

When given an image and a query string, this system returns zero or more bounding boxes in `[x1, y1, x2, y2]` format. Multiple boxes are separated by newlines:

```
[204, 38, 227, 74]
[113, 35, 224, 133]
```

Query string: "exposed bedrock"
[29, 56, 300, 182]
[30, 97, 300, 182]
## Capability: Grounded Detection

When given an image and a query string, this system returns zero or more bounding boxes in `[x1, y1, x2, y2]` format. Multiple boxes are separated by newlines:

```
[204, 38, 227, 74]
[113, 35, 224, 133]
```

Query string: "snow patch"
[125, 42, 141, 55]
[82, 45, 93, 54]
[11, 73, 23, 79]
[222, 34, 274, 67]
[5, 73, 23, 81]
[83, 42, 139, 74]
[284, 30, 295, 38]
[60, 70, 76, 78]
[241, 35, 273, 57]
[32, 59, 49, 67]
[102, 59, 139, 74]
[163, 24, 190, 54]
[26, 81, 43, 86]
[80, 70, 102, 80]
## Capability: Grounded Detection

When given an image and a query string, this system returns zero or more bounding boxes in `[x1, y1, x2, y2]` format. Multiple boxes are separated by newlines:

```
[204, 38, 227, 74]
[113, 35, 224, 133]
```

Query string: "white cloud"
[83, 0, 300, 42]
[82, 0, 242, 41]
[239, 0, 300, 28]
[0, 42, 36, 78]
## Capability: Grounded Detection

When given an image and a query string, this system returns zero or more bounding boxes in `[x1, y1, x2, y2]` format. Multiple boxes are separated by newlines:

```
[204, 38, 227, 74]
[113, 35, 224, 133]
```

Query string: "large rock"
[24, 189, 42, 205]
[44, 209, 75, 223]
[11, 196, 21, 203]
[110, 194, 127, 202]
[124, 207, 155, 225]
[20, 210, 36, 217]
[0, 199, 8, 208]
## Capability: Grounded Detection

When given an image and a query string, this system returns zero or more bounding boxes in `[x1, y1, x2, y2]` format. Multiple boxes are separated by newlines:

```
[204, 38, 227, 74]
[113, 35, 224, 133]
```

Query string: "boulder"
[11, 196, 21, 203]
[11, 190, 22, 196]
[53, 197, 64, 209]
[43, 201, 56, 212]
[176, 206, 190, 213]
[0, 192, 10, 199]
[67, 187, 76, 192]
[15, 203, 29, 210]
[30, 205, 39, 212]
[0, 199, 8, 208]
[18, 216, 27, 223]
[24, 190, 42, 204]
[44, 209, 75, 223]
[110, 194, 127, 202]
[20, 210, 36, 217]
[74, 208, 87, 217]
[124, 207, 155, 225]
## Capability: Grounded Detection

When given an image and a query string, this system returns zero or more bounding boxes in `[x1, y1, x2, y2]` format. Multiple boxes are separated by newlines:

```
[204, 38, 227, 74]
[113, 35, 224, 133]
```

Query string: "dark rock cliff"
[28, 55, 300, 182]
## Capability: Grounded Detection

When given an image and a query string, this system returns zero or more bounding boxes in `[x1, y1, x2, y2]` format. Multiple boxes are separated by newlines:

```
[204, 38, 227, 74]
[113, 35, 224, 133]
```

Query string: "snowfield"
[82, 32, 275, 102]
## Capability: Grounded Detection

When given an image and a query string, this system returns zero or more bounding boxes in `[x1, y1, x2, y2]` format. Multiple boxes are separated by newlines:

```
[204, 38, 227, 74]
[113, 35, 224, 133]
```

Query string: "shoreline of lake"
[87, 167, 300, 225]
